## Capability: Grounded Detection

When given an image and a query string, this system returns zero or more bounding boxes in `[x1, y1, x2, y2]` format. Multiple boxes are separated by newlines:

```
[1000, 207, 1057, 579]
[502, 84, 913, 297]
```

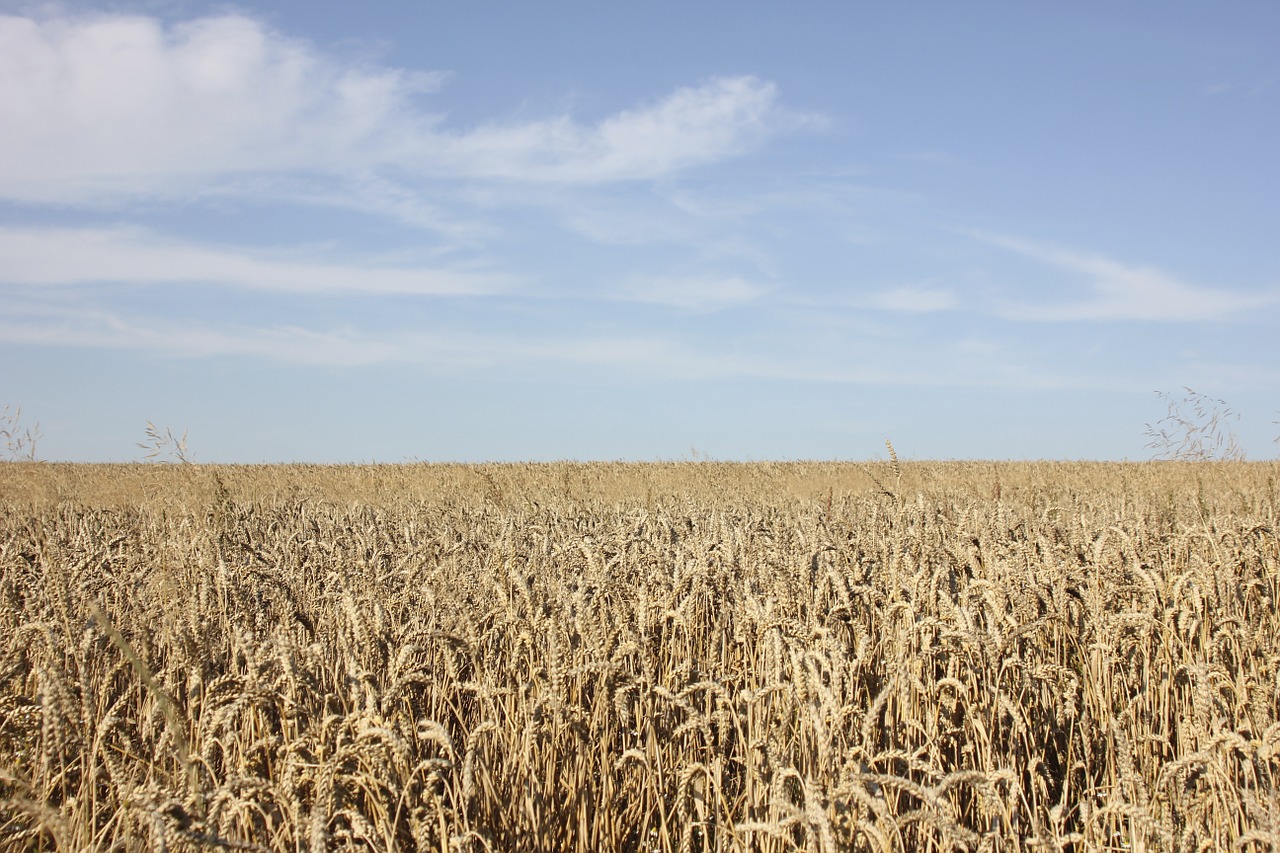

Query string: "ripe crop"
[2, 460, 1278, 851]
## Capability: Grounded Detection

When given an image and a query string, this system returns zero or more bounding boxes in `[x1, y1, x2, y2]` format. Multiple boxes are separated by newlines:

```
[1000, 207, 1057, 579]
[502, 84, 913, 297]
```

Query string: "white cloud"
[0, 12, 444, 201]
[0, 226, 508, 295]
[617, 275, 768, 311]
[0, 11, 799, 204]
[974, 232, 1279, 321]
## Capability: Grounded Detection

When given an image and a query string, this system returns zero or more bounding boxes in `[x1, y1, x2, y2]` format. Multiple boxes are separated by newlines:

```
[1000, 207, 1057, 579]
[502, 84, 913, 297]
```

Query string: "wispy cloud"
[1199, 78, 1273, 98]
[0, 11, 803, 205]
[616, 275, 768, 311]
[438, 76, 800, 183]
[266, 173, 496, 241]
[893, 150, 966, 167]
[0, 307, 408, 366]
[0, 226, 509, 295]
[974, 232, 1279, 321]
[0, 299, 767, 377]
[868, 285, 958, 313]
[0, 291, 1102, 392]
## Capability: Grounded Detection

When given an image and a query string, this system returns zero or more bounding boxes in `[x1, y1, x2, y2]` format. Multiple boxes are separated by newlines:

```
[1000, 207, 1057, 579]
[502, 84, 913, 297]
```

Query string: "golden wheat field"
[1, 460, 1278, 852]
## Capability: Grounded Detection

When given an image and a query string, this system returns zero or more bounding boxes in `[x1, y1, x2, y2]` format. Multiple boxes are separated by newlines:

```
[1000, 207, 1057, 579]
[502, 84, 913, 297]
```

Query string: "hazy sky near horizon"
[2, 2, 1278, 462]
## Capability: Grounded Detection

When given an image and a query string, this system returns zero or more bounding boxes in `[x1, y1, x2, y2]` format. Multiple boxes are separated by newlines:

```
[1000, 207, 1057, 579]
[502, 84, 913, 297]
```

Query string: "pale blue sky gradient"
[2, 2, 1277, 461]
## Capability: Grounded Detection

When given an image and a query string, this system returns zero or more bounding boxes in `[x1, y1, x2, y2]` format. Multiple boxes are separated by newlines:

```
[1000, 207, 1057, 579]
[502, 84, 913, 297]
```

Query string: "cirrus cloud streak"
[975, 232, 1279, 321]
[0, 226, 508, 295]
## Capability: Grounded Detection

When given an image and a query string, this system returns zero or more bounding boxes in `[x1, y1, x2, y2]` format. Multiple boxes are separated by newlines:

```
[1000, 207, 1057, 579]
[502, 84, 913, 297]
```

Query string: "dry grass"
[2, 460, 1279, 851]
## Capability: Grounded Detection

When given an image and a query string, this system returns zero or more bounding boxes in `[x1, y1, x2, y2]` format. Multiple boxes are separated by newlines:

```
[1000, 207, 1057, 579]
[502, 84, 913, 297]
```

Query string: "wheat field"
[1, 460, 1278, 851]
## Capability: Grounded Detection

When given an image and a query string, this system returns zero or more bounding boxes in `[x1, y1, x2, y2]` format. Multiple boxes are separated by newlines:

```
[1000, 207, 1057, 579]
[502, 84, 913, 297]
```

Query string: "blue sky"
[1, 2, 1277, 462]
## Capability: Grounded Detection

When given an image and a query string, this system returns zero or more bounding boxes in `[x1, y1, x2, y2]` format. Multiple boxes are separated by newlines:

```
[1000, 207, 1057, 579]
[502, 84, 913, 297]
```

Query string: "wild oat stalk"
[1144, 387, 1246, 461]
[138, 421, 193, 464]
[0, 404, 41, 461]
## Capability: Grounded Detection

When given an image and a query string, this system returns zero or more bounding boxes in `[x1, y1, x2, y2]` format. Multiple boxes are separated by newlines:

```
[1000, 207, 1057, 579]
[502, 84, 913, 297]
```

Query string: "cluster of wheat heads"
[2, 461, 1279, 851]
